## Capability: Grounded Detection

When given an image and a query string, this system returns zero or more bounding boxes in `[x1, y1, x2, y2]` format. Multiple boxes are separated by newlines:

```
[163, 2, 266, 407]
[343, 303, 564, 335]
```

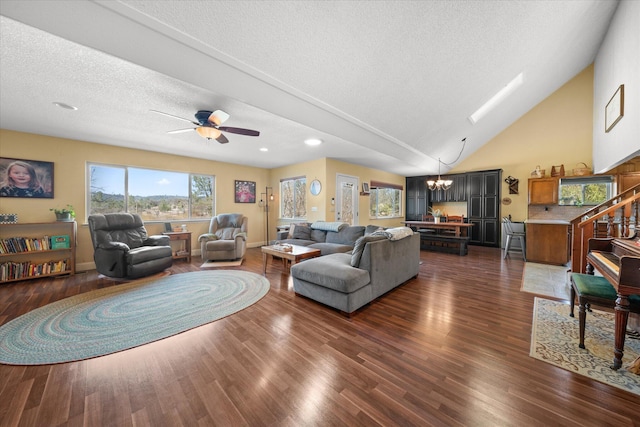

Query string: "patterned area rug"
[530, 297, 640, 395]
[0, 270, 269, 365]
[201, 259, 244, 268]
[521, 262, 571, 300]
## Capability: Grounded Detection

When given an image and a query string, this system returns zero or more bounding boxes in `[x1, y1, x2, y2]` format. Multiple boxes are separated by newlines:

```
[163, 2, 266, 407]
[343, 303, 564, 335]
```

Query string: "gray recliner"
[198, 213, 247, 261]
[88, 213, 173, 279]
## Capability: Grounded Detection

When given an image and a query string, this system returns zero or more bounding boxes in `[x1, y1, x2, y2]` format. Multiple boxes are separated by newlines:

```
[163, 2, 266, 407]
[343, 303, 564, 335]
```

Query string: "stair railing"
[570, 183, 640, 273]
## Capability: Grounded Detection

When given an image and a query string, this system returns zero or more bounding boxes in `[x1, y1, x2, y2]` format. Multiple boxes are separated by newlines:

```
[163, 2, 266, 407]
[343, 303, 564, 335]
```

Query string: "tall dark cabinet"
[466, 169, 501, 247]
[405, 176, 428, 220]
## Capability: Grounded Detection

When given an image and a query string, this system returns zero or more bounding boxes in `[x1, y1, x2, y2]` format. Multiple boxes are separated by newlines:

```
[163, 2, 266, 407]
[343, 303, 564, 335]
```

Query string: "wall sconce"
[259, 187, 274, 244]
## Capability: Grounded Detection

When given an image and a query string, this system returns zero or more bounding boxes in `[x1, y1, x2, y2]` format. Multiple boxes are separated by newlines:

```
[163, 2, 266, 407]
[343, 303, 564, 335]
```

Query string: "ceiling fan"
[150, 109, 260, 144]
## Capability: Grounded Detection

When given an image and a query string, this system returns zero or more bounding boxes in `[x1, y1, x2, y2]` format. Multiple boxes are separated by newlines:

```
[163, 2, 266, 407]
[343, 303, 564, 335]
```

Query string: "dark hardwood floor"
[0, 246, 638, 426]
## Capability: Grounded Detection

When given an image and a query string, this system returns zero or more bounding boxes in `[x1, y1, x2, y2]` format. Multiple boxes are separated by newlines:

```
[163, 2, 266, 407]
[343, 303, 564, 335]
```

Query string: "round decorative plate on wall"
[502, 197, 512, 205]
[310, 179, 322, 196]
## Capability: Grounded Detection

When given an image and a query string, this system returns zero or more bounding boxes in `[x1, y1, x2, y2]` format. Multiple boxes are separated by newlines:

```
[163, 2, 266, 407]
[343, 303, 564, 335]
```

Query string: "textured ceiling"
[0, 0, 619, 176]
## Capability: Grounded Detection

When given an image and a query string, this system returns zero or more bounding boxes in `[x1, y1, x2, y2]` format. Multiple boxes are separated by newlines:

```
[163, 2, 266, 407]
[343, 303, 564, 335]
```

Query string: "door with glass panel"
[335, 174, 359, 225]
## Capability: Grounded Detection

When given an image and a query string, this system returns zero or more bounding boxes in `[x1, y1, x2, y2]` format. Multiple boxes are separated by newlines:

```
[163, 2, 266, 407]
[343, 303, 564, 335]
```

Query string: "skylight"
[468, 73, 524, 124]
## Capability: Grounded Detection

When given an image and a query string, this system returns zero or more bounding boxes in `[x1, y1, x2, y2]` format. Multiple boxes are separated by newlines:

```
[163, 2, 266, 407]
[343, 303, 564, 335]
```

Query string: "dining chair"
[503, 217, 526, 261]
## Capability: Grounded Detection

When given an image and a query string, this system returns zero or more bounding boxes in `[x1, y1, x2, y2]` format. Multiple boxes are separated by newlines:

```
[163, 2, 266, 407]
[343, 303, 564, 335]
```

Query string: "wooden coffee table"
[261, 244, 321, 274]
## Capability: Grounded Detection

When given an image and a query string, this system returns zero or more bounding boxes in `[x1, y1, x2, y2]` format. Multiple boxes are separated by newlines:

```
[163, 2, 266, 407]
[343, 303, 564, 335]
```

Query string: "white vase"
[434, 217, 440, 224]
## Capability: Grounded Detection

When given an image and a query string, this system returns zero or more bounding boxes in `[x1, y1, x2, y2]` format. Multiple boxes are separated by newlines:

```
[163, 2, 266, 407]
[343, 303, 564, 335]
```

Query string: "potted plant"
[428, 207, 443, 223]
[50, 204, 75, 222]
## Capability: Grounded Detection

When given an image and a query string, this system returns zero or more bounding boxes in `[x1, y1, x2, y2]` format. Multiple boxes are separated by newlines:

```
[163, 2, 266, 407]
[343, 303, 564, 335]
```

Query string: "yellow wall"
[0, 130, 269, 267]
[452, 64, 594, 222]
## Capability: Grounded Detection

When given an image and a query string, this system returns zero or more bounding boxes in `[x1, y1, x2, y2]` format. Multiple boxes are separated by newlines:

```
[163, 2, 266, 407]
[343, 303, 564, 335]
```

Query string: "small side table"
[163, 231, 192, 263]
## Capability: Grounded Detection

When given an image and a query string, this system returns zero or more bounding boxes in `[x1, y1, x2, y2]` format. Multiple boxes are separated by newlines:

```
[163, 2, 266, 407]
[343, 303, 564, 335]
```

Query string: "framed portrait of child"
[0, 157, 54, 198]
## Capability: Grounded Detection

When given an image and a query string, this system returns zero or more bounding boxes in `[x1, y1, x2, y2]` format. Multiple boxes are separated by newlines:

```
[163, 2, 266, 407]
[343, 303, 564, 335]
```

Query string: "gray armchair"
[88, 213, 173, 279]
[199, 213, 247, 261]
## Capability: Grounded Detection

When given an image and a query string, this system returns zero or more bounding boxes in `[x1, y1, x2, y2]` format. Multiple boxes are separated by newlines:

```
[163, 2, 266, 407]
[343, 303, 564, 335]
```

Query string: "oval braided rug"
[0, 270, 269, 365]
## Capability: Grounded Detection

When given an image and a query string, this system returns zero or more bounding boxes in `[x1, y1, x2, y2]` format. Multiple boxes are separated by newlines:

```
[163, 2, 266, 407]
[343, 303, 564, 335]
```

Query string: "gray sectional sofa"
[290, 229, 420, 314]
[276, 221, 376, 255]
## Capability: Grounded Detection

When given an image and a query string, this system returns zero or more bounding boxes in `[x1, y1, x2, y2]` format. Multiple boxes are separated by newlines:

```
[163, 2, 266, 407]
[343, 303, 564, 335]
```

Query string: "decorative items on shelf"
[551, 164, 565, 177]
[0, 214, 18, 224]
[572, 162, 591, 176]
[50, 205, 75, 221]
[530, 165, 545, 178]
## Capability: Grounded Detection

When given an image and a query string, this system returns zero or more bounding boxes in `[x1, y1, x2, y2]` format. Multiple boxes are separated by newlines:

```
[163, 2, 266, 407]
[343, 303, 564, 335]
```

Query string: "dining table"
[402, 221, 474, 237]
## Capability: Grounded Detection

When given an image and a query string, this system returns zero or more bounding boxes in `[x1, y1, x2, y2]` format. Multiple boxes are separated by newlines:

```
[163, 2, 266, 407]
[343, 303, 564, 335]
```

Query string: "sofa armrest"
[198, 233, 218, 242]
[359, 233, 420, 299]
[144, 235, 171, 246]
[276, 230, 289, 240]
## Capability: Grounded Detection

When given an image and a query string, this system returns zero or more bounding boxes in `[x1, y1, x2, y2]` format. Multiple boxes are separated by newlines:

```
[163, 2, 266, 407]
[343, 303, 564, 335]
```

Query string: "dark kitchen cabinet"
[405, 176, 428, 221]
[427, 174, 467, 202]
[467, 170, 501, 247]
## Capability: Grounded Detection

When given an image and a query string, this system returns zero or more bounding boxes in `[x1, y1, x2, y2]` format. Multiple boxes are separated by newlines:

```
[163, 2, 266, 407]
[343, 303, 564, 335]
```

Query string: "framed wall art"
[605, 84, 624, 133]
[0, 157, 54, 198]
[235, 180, 256, 203]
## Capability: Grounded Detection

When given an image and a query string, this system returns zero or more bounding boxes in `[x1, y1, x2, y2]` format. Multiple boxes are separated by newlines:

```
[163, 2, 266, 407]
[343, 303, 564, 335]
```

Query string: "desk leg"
[612, 293, 630, 370]
[262, 252, 268, 275]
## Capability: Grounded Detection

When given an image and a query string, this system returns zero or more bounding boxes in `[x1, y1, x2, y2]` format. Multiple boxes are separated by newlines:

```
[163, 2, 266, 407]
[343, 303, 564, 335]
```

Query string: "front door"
[336, 174, 359, 225]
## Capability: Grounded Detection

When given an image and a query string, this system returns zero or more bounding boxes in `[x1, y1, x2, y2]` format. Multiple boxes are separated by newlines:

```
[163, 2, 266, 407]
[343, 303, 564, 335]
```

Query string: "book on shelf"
[51, 235, 70, 249]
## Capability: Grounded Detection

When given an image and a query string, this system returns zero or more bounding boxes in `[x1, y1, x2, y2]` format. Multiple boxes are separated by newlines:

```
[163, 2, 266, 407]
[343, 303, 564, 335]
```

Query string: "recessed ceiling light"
[304, 138, 323, 146]
[468, 72, 524, 124]
[52, 102, 78, 110]
[260, 147, 268, 152]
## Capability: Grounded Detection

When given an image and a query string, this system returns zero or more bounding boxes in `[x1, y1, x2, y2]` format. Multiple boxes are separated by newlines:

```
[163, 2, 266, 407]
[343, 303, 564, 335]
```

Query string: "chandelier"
[426, 158, 453, 191]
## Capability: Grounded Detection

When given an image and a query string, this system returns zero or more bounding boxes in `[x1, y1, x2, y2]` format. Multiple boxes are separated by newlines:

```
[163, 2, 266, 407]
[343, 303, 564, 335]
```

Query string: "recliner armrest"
[98, 241, 130, 251]
[198, 233, 218, 242]
[235, 232, 247, 241]
[144, 235, 171, 246]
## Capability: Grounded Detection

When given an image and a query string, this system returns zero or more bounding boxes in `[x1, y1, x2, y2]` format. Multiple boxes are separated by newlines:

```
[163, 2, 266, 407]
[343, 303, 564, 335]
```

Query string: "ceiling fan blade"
[210, 110, 230, 125]
[150, 110, 199, 126]
[218, 126, 260, 137]
[216, 133, 229, 144]
[167, 128, 196, 134]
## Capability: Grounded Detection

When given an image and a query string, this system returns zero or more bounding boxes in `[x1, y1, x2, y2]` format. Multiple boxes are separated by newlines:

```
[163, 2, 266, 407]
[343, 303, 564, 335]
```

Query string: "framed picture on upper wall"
[235, 180, 256, 203]
[0, 157, 54, 198]
[605, 84, 624, 133]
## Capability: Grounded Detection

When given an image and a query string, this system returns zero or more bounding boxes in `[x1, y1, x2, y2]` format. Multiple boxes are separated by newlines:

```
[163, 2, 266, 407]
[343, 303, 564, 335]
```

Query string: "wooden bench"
[419, 233, 470, 256]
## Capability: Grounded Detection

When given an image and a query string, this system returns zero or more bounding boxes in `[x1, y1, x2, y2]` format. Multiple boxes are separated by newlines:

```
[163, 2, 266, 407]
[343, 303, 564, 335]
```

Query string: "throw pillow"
[350, 234, 387, 267]
[310, 229, 326, 243]
[292, 225, 311, 240]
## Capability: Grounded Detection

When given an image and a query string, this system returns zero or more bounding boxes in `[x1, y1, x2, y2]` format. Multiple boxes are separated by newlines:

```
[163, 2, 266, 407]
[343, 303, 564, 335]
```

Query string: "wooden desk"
[402, 221, 474, 237]
[163, 231, 192, 263]
[261, 244, 321, 274]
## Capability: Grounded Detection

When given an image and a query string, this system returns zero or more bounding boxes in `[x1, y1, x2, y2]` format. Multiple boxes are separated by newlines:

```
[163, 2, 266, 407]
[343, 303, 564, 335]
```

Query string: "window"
[280, 176, 306, 219]
[88, 163, 215, 221]
[558, 176, 613, 206]
[369, 180, 403, 218]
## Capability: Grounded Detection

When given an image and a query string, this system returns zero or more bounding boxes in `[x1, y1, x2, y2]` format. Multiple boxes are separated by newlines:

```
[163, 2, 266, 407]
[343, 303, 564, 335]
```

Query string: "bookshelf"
[0, 221, 76, 283]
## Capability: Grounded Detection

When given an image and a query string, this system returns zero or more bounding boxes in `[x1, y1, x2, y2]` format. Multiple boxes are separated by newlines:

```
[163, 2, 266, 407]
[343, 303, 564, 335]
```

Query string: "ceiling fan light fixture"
[196, 126, 222, 140]
[209, 110, 230, 125]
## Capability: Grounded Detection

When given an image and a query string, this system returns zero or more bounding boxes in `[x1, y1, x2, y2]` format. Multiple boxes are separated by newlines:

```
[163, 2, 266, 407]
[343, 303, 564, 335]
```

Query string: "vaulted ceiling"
[0, 1, 619, 176]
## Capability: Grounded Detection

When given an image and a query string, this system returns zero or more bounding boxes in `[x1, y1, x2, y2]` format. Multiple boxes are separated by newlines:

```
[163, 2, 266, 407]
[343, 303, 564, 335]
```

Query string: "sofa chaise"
[290, 228, 420, 314]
